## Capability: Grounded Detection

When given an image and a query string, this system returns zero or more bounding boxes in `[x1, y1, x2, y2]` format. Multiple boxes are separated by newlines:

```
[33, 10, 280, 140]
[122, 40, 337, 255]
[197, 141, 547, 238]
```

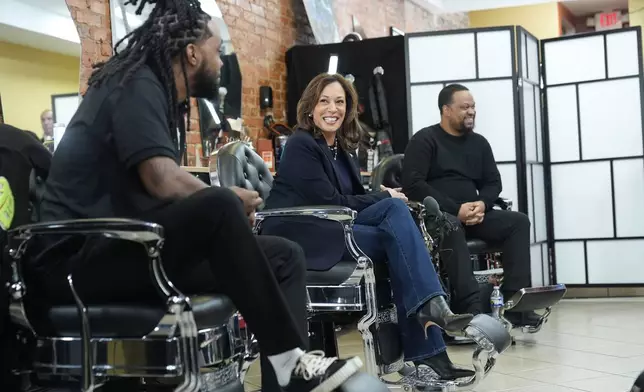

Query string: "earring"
[308, 113, 313, 117]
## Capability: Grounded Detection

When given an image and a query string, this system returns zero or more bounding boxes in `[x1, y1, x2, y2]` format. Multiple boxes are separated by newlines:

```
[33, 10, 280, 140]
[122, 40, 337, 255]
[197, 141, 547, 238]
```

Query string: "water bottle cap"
[493, 286, 500, 289]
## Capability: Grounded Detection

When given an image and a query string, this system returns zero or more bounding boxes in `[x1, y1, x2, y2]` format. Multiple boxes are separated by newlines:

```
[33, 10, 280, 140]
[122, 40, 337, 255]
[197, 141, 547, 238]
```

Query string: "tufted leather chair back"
[370, 154, 404, 191]
[217, 142, 273, 209]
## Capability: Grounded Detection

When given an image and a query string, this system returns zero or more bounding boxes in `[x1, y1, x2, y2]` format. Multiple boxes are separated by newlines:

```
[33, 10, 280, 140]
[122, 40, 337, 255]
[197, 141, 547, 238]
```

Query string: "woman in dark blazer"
[264, 73, 474, 379]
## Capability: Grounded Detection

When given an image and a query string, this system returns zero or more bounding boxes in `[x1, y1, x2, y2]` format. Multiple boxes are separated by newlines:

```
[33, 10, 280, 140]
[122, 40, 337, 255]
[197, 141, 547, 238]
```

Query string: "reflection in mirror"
[0, 0, 81, 153]
[109, 0, 243, 157]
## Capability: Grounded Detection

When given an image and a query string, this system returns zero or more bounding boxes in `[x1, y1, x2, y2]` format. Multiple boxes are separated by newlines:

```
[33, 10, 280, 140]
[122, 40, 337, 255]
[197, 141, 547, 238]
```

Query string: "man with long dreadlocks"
[33, 0, 364, 391]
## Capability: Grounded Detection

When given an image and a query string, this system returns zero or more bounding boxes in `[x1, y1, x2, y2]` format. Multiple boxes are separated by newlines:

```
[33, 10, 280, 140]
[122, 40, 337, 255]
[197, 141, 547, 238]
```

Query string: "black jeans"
[440, 210, 532, 313]
[31, 187, 309, 389]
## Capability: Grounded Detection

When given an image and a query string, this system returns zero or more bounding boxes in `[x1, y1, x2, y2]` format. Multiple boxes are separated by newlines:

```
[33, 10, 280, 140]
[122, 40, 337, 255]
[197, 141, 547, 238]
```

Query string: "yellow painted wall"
[468, 2, 561, 40]
[629, 0, 644, 55]
[0, 41, 79, 137]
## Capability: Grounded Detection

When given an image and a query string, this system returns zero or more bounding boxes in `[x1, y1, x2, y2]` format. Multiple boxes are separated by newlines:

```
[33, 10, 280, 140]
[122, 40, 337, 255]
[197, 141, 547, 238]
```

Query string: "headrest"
[370, 154, 404, 190]
[217, 142, 273, 207]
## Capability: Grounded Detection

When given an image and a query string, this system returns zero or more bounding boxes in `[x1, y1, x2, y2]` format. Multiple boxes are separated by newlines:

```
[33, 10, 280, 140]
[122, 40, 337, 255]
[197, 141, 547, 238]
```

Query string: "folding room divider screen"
[542, 27, 644, 286]
[405, 26, 551, 287]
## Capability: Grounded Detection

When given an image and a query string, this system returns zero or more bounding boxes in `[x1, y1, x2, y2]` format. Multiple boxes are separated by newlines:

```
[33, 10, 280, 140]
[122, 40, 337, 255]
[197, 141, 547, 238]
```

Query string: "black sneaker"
[283, 350, 363, 392]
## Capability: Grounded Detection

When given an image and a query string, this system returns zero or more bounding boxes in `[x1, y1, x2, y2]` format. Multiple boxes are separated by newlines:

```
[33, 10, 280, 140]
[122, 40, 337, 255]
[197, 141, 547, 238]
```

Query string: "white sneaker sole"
[311, 357, 363, 392]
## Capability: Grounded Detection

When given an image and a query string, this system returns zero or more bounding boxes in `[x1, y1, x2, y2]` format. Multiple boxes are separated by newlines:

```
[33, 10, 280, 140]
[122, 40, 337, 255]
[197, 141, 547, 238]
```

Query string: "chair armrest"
[494, 197, 512, 211]
[10, 218, 163, 244]
[255, 206, 356, 225]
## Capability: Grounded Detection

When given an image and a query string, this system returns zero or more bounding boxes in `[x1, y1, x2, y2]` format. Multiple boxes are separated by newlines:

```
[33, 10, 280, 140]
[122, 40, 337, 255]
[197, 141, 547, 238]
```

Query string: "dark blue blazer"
[263, 130, 389, 271]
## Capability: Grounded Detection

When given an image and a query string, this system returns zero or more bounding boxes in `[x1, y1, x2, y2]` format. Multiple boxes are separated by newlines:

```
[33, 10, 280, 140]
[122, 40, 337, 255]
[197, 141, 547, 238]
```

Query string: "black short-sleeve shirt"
[41, 65, 179, 221]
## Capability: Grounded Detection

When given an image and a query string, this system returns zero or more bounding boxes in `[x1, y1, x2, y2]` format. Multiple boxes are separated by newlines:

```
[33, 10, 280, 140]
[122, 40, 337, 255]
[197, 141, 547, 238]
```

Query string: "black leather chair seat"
[43, 295, 236, 338]
[466, 239, 502, 255]
[306, 261, 358, 285]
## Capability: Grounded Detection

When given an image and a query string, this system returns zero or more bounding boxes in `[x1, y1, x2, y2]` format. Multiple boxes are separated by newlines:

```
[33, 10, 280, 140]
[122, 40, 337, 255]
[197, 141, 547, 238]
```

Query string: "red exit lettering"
[600, 12, 619, 27]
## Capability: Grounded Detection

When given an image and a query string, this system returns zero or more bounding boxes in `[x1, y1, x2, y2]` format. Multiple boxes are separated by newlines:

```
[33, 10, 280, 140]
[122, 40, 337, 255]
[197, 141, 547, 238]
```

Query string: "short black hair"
[88, 0, 213, 162]
[438, 84, 469, 114]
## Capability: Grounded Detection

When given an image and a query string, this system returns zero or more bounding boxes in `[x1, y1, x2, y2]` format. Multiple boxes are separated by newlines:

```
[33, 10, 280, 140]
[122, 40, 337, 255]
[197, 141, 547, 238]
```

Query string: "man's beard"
[191, 64, 220, 100]
[458, 119, 475, 133]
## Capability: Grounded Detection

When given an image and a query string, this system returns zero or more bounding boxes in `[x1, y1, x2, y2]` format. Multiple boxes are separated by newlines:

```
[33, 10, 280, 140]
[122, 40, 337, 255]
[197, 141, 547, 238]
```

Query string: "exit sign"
[595, 11, 623, 30]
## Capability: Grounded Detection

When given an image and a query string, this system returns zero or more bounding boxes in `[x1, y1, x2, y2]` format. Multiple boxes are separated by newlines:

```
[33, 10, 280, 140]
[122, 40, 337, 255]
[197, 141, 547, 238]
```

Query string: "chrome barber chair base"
[393, 314, 511, 392]
[339, 372, 391, 392]
[390, 366, 458, 392]
[30, 324, 240, 378]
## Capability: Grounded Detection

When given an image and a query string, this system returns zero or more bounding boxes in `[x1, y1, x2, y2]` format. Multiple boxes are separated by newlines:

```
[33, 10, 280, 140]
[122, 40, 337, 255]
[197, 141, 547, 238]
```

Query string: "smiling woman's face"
[312, 81, 346, 135]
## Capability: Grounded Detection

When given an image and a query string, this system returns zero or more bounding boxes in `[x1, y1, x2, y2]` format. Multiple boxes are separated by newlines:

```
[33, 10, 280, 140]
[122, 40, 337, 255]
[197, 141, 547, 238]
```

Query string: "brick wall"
[332, 0, 468, 39]
[66, 0, 466, 156]
[65, 0, 112, 95]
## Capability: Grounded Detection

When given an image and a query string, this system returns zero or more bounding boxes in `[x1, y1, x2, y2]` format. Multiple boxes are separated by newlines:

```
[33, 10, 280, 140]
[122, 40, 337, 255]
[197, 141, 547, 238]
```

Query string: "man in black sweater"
[402, 84, 537, 324]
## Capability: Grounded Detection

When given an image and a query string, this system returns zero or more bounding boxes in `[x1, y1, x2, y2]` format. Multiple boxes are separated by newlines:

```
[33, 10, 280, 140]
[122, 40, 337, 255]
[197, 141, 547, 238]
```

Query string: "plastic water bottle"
[490, 286, 504, 319]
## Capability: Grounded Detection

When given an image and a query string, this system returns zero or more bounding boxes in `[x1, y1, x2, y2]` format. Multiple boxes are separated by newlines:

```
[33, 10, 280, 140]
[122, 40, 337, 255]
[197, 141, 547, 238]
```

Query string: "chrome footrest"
[503, 284, 567, 334]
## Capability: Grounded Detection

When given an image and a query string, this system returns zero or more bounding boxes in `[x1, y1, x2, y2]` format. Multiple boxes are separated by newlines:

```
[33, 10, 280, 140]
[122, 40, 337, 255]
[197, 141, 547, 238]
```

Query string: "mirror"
[109, 0, 243, 160]
[0, 0, 81, 153]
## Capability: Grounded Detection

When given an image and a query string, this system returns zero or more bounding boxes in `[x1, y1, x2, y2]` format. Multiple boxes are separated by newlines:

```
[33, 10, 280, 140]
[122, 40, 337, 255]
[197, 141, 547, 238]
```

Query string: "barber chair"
[370, 154, 567, 338]
[631, 370, 644, 391]
[0, 158, 252, 392]
[217, 141, 512, 391]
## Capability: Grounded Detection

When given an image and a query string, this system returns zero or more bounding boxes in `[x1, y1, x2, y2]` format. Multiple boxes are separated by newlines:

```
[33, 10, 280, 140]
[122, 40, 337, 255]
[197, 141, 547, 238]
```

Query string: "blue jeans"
[349, 198, 446, 361]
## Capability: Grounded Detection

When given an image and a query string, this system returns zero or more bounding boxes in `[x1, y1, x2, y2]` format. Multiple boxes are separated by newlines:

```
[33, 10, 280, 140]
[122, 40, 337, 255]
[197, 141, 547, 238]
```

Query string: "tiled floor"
[243, 298, 644, 391]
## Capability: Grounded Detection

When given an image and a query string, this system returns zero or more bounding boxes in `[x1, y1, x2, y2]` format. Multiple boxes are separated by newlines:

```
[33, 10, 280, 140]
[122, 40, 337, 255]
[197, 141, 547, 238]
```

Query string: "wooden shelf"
[183, 166, 371, 177]
[181, 166, 210, 173]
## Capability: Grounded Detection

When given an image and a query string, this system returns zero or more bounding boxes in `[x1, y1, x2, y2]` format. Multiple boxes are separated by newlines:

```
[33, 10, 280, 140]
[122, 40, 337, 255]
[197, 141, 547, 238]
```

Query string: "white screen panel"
[467, 79, 516, 161]
[476, 30, 513, 79]
[527, 165, 535, 243]
[523, 83, 537, 162]
[521, 33, 528, 81]
[546, 85, 580, 162]
[53, 95, 80, 127]
[533, 164, 548, 243]
[587, 240, 644, 284]
[409, 34, 476, 83]
[606, 30, 639, 79]
[410, 84, 443, 134]
[544, 35, 605, 85]
[534, 86, 543, 163]
[531, 244, 543, 287]
[554, 241, 586, 284]
[526, 35, 539, 85]
[552, 161, 613, 239]
[578, 78, 644, 160]
[542, 243, 549, 285]
[613, 158, 644, 237]
[496, 163, 518, 212]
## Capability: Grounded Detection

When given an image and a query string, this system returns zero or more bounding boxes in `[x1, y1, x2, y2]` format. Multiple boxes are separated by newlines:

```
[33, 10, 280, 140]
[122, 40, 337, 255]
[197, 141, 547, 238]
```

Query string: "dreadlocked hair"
[88, 0, 212, 164]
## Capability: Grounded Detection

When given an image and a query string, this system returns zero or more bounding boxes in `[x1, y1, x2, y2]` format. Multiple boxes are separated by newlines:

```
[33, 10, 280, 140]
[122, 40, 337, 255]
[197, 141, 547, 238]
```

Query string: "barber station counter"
[182, 166, 372, 188]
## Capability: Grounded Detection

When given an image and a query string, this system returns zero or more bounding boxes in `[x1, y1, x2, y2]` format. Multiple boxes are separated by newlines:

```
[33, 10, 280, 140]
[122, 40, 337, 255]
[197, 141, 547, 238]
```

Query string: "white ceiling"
[0, 0, 229, 58]
[425, 0, 628, 14]
[0, 23, 80, 57]
[560, 0, 629, 16]
[0, 0, 80, 57]
[430, 0, 555, 13]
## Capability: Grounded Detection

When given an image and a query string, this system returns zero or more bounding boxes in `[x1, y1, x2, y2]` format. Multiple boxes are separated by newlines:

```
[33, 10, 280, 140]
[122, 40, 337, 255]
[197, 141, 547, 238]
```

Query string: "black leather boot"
[417, 296, 473, 337]
[414, 351, 475, 381]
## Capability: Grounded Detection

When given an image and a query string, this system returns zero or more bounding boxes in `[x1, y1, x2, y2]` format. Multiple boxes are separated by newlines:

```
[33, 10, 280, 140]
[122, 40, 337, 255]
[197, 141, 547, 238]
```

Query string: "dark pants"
[31, 187, 309, 387]
[440, 210, 532, 313]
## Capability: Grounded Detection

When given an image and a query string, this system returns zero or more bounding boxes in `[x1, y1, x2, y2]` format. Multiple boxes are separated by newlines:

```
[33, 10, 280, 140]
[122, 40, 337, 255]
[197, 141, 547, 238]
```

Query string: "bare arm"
[138, 156, 208, 201]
